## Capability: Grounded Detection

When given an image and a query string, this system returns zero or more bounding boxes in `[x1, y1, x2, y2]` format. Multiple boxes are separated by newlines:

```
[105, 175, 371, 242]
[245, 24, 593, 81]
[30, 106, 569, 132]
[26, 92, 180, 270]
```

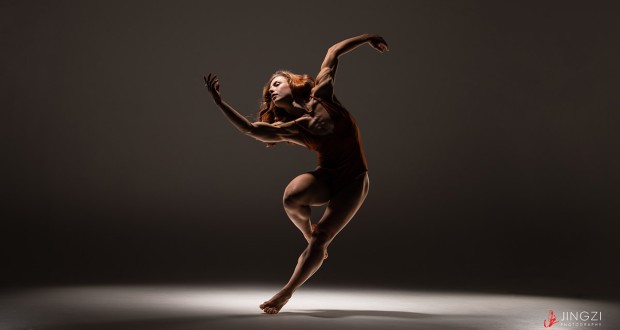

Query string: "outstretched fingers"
[204, 73, 223, 105]
[204, 73, 214, 86]
[204, 73, 212, 90]
[375, 41, 389, 52]
[204, 73, 220, 93]
[369, 35, 389, 53]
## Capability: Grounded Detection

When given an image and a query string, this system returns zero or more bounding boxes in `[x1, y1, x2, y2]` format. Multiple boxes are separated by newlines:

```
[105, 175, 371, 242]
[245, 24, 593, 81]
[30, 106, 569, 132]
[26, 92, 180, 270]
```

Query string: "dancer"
[204, 33, 389, 314]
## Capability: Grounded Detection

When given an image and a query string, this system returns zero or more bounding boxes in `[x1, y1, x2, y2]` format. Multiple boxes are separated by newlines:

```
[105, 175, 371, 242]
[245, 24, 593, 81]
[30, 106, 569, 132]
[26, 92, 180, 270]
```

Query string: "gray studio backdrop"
[2, 0, 619, 299]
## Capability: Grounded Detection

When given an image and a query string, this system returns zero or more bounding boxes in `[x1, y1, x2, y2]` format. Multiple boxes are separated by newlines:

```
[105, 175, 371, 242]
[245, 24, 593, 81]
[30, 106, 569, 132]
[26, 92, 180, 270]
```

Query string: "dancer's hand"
[368, 34, 389, 53]
[204, 73, 222, 105]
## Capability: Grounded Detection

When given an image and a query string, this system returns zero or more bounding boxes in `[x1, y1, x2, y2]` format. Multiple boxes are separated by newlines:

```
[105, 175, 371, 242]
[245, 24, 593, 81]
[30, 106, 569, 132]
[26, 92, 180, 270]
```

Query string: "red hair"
[257, 70, 315, 147]
[258, 70, 315, 123]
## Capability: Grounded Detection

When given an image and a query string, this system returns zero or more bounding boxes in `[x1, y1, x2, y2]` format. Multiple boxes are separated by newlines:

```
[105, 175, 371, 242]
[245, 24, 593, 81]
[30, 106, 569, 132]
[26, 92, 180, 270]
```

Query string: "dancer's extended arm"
[322, 34, 389, 80]
[204, 73, 307, 144]
[314, 34, 389, 97]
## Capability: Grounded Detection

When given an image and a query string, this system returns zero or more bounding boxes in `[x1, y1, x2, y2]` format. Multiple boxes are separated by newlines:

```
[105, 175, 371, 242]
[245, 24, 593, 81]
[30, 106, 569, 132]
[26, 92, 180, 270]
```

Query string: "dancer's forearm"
[214, 99, 298, 142]
[321, 34, 373, 72]
[329, 34, 373, 58]
[216, 99, 254, 134]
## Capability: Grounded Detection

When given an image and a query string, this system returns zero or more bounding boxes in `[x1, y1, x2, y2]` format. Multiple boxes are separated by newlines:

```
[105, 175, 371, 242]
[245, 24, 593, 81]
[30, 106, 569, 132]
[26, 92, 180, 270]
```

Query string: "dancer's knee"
[309, 228, 332, 250]
[282, 194, 310, 214]
[283, 192, 306, 209]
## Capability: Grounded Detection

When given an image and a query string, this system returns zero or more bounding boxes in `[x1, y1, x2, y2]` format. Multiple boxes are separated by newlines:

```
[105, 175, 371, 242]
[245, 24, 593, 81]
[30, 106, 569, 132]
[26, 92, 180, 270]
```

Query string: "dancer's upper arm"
[320, 48, 338, 83]
[314, 67, 335, 97]
[313, 49, 338, 99]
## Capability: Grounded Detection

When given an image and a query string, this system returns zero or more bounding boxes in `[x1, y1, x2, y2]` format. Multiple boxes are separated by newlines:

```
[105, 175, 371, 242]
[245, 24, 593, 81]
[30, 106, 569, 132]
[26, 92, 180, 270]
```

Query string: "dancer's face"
[269, 76, 293, 106]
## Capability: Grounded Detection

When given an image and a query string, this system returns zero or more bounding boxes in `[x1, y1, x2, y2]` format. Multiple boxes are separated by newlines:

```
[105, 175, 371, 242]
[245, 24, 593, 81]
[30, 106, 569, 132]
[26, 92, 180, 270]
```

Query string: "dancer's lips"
[271, 94, 278, 99]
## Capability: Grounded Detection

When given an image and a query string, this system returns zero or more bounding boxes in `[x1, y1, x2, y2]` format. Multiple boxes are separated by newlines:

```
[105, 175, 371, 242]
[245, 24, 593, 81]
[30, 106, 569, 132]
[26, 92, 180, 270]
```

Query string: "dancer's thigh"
[283, 172, 331, 207]
[314, 172, 369, 245]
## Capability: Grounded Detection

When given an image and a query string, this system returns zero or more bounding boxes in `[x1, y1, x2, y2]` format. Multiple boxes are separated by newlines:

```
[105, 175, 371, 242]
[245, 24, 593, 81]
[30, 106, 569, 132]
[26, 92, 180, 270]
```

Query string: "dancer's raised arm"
[314, 34, 389, 97]
[204, 73, 307, 144]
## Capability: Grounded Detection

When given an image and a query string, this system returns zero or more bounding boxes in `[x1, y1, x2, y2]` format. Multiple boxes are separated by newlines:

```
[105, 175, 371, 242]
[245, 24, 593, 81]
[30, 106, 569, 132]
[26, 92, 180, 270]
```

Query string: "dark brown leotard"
[295, 95, 368, 196]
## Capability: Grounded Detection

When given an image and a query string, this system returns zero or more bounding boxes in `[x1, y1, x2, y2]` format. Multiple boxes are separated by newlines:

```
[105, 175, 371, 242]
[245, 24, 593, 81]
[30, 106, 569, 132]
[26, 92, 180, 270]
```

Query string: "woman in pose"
[204, 33, 389, 314]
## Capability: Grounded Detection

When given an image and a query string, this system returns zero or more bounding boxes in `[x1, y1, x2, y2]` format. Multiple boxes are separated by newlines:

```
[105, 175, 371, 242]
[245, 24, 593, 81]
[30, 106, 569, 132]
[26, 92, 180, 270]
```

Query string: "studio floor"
[0, 285, 618, 330]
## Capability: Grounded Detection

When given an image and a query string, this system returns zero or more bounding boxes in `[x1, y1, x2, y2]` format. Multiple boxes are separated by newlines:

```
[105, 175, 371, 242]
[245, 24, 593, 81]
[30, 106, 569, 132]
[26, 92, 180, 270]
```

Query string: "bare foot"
[311, 224, 328, 260]
[260, 290, 292, 314]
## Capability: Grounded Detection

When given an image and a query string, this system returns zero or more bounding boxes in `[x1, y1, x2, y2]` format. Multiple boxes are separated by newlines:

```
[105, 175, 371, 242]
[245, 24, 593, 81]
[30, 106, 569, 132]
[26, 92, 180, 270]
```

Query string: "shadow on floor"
[40, 309, 471, 330]
[278, 309, 432, 319]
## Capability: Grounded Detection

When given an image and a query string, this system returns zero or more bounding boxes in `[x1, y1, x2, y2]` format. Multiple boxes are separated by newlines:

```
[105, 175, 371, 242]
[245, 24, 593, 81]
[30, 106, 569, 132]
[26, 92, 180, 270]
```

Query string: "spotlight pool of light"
[0, 285, 617, 329]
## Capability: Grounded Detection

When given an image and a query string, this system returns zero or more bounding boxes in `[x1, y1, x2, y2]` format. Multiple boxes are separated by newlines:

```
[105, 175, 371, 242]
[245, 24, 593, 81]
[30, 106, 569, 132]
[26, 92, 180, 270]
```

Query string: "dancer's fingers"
[206, 74, 214, 90]
[208, 75, 218, 89]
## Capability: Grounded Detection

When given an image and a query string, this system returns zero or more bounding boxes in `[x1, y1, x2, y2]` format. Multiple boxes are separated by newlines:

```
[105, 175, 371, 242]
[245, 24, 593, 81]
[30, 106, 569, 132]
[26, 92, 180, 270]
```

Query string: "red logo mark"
[544, 310, 559, 328]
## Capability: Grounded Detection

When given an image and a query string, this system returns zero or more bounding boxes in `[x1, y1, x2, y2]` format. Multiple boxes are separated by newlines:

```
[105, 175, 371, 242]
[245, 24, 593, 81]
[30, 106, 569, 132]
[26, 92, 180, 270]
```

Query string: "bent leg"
[283, 172, 331, 242]
[260, 173, 369, 314]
